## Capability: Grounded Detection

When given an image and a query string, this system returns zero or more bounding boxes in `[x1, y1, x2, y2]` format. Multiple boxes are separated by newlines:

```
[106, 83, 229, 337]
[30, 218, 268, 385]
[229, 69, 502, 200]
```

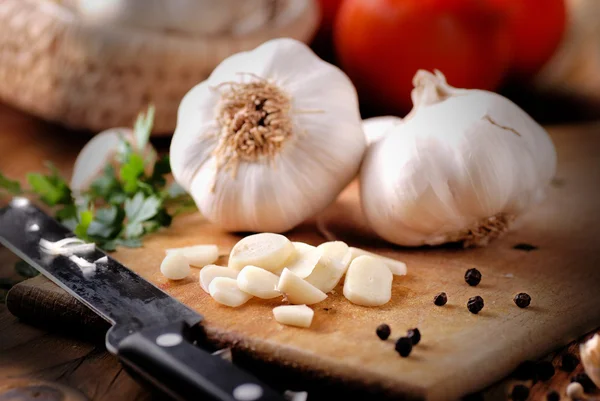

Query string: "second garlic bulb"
[360, 70, 557, 247]
[171, 38, 365, 233]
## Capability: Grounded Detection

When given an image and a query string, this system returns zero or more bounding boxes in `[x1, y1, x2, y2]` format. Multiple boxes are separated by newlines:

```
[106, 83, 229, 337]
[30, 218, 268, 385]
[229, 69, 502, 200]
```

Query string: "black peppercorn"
[467, 296, 484, 314]
[513, 360, 536, 380]
[465, 268, 482, 286]
[535, 361, 555, 381]
[434, 292, 448, 306]
[514, 293, 532, 308]
[560, 353, 579, 372]
[395, 337, 412, 357]
[546, 390, 560, 401]
[510, 384, 530, 401]
[376, 324, 391, 340]
[570, 373, 597, 393]
[407, 328, 421, 345]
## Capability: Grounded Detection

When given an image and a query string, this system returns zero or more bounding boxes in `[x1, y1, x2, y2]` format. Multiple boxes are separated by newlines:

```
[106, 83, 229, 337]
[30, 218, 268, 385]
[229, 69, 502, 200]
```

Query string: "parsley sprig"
[0, 106, 195, 251]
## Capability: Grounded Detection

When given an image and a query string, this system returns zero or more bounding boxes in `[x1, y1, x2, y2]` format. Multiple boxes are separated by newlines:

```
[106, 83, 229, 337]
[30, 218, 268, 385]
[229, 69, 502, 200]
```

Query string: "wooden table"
[0, 102, 598, 401]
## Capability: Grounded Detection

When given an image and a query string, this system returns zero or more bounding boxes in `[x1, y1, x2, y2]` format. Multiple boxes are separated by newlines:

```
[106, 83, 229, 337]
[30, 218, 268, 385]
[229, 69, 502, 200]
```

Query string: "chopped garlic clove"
[199, 264, 239, 293]
[349, 247, 407, 276]
[160, 252, 191, 280]
[286, 242, 322, 278]
[228, 233, 294, 272]
[273, 305, 314, 328]
[580, 333, 600, 387]
[277, 268, 327, 305]
[343, 255, 393, 306]
[317, 241, 352, 267]
[166, 244, 219, 267]
[237, 265, 281, 299]
[305, 255, 348, 293]
[209, 277, 253, 307]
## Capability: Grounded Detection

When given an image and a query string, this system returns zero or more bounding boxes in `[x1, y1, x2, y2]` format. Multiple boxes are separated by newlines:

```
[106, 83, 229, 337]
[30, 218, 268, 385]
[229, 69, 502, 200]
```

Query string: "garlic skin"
[362, 116, 402, 146]
[580, 333, 600, 387]
[171, 38, 365, 233]
[360, 70, 557, 247]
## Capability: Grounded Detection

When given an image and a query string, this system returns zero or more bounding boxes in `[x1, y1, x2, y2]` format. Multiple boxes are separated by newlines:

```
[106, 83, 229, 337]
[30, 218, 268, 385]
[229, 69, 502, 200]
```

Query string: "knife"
[0, 198, 286, 401]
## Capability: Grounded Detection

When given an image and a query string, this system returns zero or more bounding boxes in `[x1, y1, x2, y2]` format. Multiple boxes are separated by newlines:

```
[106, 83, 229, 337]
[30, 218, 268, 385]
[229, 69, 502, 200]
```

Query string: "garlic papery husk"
[360, 70, 557, 247]
[580, 334, 600, 387]
[170, 38, 365, 233]
[362, 116, 402, 146]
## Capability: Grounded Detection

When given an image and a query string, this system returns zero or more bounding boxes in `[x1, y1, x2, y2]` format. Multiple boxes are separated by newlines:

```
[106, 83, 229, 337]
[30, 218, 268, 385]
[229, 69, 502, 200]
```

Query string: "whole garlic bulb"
[360, 70, 557, 247]
[170, 38, 365, 233]
[362, 116, 402, 145]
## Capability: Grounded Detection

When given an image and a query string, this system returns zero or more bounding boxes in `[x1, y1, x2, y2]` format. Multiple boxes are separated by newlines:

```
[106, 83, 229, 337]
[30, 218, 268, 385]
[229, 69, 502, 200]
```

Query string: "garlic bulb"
[580, 333, 600, 387]
[362, 116, 402, 145]
[171, 38, 365, 233]
[360, 70, 557, 247]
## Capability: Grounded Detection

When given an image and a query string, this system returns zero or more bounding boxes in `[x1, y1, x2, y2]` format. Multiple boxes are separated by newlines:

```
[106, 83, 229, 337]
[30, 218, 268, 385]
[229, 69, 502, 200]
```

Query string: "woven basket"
[0, 0, 319, 135]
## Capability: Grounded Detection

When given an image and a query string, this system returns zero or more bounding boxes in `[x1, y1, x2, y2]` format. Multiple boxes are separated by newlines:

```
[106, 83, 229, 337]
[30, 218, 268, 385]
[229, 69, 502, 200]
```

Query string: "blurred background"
[0, 0, 598, 135]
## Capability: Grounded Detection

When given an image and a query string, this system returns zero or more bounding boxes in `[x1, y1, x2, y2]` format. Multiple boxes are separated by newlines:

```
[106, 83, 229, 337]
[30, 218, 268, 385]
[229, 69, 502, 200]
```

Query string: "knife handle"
[116, 321, 285, 401]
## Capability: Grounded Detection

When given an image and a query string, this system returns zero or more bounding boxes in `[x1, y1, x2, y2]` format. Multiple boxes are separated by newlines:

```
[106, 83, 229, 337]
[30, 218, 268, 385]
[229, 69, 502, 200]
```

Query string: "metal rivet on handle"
[233, 383, 263, 401]
[155, 333, 183, 347]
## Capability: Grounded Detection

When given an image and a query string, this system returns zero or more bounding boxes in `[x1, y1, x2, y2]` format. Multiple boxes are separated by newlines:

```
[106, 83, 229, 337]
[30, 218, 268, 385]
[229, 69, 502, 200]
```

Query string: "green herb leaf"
[0, 172, 22, 195]
[15, 260, 40, 278]
[74, 209, 94, 239]
[26, 164, 72, 206]
[120, 153, 145, 194]
[134, 104, 155, 151]
[125, 193, 161, 223]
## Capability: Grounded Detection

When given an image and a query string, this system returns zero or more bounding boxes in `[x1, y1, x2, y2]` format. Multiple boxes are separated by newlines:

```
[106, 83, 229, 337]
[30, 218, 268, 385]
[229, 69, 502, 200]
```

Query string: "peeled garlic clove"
[209, 277, 252, 307]
[343, 255, 392, 307]
[277, 268, 327, 305]
[170, 38, 366, 233]
[362, 116, 402, 145]
[228, 233, 294, 272]
[199, 264, 239, 293]
[166, 244, 219, 267]
[317, 241, 352, 267]
[237, 265, 281, 299]
[286, 242, 322, 278]
[360, 70, 557, 247]
[273, 305, 314, 328]
[349, 247, 407, 276]
[160, 252, 190, 280]
[304, 255, 348, 293]
[580, 333, 600, 387]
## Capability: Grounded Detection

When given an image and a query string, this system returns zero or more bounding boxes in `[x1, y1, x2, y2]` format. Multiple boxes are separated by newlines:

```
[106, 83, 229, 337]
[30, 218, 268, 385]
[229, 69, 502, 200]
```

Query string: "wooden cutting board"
[6, 127, 600, 401]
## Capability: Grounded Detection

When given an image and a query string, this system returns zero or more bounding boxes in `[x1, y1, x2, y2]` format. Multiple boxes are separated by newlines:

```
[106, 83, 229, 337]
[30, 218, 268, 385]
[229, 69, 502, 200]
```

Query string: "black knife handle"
[115, 321, 285, 401]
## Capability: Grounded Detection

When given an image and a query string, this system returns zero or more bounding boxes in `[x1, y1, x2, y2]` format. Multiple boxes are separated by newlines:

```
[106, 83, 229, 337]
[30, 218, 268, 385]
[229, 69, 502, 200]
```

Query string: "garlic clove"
[343, 255, 393, 307]
[273, 305, 314, 328]
[362, 116, 402, 145]
[317, 241, 352, 267]
[304, 255, 348, 293]
[349, 247, 407, 276]
[237, 265, 281, 299]
[160, 252, 190, 280]
[228, 233, 295, 272]
[166, 244, 219, 267]
[286, 242, 322, 278]
[209, 277, 253, 307]
[199, 264, 239, 293]
[277, 268, 327, 305]
[580, 333, 600, 387]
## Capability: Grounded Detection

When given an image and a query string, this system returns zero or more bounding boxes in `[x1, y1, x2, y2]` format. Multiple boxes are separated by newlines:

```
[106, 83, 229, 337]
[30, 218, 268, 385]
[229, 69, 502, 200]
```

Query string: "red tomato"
[312, 0, 346, 62]
[334, 0, 511, 114]
[490, 0, 566, 78]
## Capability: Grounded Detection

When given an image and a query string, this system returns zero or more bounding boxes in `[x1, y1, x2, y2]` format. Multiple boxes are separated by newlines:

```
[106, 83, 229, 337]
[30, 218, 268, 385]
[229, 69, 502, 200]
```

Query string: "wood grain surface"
[2, 104, 600, 400]
[2, 103, 600, 400]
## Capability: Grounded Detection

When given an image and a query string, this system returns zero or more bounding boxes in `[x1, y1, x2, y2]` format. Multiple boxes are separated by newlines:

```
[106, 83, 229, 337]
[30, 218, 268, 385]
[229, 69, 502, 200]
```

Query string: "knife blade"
[0, 198, 285, 401]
